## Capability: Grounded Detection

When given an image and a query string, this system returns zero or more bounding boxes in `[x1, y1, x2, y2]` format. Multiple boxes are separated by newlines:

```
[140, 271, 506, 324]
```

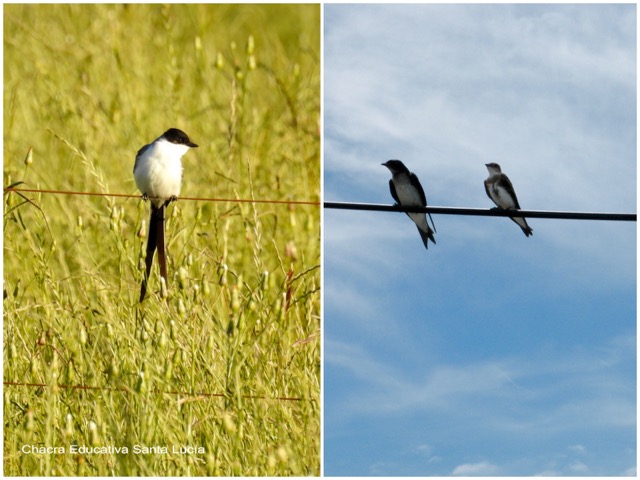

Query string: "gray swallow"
[484, 162, 533, 237]
[382, 159, 436, 249]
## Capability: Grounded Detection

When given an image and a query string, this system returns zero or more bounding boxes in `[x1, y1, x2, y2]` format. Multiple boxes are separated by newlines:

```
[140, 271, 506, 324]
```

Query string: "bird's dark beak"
[188, 142, 199, 148]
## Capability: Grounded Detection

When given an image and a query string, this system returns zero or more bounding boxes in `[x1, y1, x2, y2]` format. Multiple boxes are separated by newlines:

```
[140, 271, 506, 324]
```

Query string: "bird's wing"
[409, 173, 427, 206]
[484, 178, 493, 201]
[133, 143, 152, 173]
[410, 172, 436, 232]
[500, 174, 522, 209]
[389, 179, 400, 204]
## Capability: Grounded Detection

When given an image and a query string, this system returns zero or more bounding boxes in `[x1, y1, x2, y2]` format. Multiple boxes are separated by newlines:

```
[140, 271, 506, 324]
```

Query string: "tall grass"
[4, 4, 320, 476]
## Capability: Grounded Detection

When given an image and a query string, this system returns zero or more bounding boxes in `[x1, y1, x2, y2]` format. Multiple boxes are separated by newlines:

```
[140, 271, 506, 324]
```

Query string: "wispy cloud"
[326, 334, 634, 424]
[452, 460, 500, 476]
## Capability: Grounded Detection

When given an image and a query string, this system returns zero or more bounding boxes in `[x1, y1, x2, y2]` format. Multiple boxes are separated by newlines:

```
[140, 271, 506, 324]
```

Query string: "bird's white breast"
[394, 178, 422, 206]
[393, 175, 429, 230]
[490, 183, 517, 209]
[134, 139, 187, 206]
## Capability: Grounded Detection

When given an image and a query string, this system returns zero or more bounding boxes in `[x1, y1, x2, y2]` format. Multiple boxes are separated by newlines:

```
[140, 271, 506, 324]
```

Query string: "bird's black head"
[163, 128, 198, 148]
[382, 159, 409, 174]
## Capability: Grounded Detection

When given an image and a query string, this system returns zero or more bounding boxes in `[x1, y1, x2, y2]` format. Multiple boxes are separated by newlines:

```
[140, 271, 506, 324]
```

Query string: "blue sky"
[323, 4, 636, 476]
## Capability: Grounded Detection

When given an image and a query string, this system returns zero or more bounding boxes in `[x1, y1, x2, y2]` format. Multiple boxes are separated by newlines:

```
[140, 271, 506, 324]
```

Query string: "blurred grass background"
[4, 4, 319, 476]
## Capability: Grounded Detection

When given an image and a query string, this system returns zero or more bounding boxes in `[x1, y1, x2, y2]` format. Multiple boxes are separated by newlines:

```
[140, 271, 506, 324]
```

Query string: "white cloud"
[326, 334, 636, 432]
[569, 460, 590, 473]
[415, 444, 432, 455]
[325, 340, 406, 392]
[452, 460, 499, 476]
[568, 444, 587, 455]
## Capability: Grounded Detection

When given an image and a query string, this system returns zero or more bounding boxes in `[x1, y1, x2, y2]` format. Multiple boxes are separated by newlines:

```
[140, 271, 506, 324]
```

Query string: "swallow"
[382, 159, 436, 249]
[484, 162, 533, 237]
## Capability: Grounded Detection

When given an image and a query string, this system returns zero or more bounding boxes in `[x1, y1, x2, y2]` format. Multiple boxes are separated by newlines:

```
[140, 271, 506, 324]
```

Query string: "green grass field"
[3, 4, 320, 476]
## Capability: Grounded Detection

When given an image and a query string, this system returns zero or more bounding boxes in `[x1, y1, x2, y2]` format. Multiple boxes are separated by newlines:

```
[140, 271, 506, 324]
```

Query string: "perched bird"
[484, 162, 533, 237]
[382, 159, 436, 249]
[133, 128, 198, 301]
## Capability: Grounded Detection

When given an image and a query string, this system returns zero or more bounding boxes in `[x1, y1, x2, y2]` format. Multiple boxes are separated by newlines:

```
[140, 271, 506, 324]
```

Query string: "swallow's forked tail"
[509, 215, 533, 237]
[417, 225, 436, 250]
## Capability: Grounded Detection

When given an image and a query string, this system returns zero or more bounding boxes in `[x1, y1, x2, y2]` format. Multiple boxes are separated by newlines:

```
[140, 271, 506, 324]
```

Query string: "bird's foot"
[141, 193, 149, 202]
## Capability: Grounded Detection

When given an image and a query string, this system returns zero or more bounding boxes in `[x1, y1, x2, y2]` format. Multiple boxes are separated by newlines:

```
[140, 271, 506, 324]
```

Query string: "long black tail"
[139, 204, 167, 302]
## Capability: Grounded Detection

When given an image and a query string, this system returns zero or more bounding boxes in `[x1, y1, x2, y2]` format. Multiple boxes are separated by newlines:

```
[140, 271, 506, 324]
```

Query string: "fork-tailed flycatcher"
[133, 128, 198, 301]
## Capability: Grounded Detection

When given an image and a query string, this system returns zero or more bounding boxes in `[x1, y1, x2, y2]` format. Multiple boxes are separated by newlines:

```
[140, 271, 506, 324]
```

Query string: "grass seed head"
[24, 147, 33, 166]
[158, 330, 167, 348]
[202, 277, 211, 297]
[277, 445, 289, 463]
[218, 263, 228, 286]
[160, 277, 168, 298]
[268, 452, 277, 470]
[260, 270, 270, 291]
[63, 413, 73, 438]
[135, 370, 145, 393]
[215, 51, 224, 69]
[246, 35, 255, 55]
[285, 240, 297, 261]
[25, 409, 34, 431]
[222, 412, 237, 434]
[177, 266, 187, 289]
[88, 420, 99, 445]
[231, 286, 240, 312]
[164, 359, 173, 380]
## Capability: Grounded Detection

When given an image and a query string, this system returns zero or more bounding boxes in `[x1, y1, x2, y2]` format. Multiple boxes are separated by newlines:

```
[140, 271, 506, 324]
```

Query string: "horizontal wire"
[3, 381, 305, 403]
[3, 187, 320, 206]
[324, 201, 636, 222]
[4, 188, 632, 220]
